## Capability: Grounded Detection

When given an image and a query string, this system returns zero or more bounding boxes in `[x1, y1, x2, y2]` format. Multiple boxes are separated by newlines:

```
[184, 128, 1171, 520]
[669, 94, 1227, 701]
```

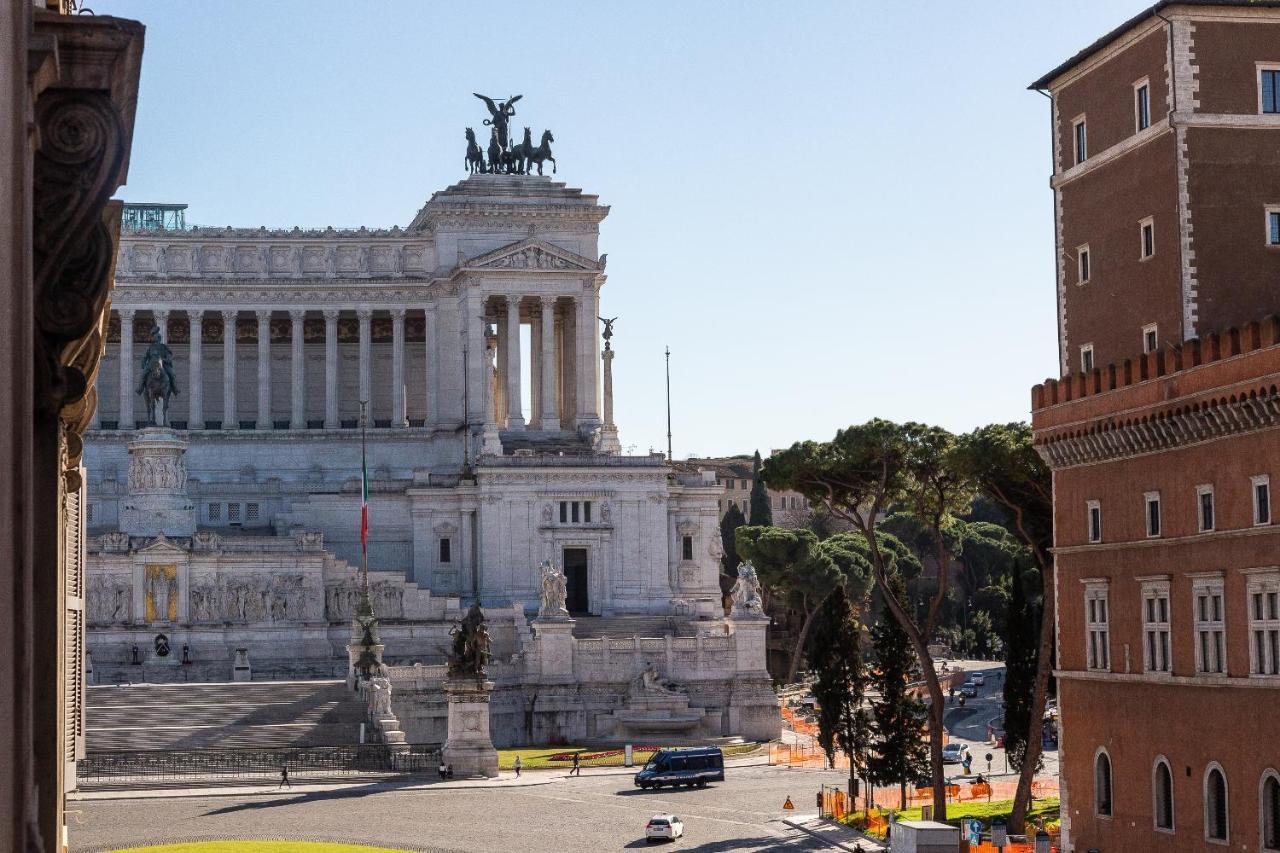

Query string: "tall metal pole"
[360, 399, 370, 601]
[665, 346, 672, 461]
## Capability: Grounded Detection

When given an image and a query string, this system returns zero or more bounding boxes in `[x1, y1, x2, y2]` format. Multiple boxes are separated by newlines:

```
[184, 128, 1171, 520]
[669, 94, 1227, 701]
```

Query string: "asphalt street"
[69, 764, 857, 852]
[941, 663, 1060, 782]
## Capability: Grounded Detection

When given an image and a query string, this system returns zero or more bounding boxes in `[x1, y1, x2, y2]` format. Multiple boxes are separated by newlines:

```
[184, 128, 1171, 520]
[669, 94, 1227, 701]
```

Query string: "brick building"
[1030, 4, 1280, 851]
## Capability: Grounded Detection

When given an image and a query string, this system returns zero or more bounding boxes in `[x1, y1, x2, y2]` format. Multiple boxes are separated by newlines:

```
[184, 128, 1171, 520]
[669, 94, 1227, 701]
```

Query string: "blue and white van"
[634, 747, 725, 789]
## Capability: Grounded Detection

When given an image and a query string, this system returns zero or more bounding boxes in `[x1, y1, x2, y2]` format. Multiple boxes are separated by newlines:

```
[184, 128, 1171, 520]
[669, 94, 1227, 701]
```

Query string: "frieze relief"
[87, 574, 132, 625]
[129, 453, 186, 492]
[117, 239, 431, 281]
[189, 573, 323, 624]
[325, 580, 405, 621]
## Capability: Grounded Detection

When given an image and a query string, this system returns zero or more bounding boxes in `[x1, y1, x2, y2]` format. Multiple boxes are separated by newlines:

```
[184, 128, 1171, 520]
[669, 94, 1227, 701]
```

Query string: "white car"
[942, 743, 971, 764]
[971, 672, 986, 686]
[646, 814, 684, 842]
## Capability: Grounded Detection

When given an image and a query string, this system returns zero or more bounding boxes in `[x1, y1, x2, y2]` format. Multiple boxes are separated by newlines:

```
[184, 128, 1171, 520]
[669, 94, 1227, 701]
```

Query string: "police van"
[634, 747, 725, 789]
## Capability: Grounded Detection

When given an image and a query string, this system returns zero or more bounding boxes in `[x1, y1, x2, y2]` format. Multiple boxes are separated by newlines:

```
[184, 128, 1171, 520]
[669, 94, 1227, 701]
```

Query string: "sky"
[99, 0, 1140, 460]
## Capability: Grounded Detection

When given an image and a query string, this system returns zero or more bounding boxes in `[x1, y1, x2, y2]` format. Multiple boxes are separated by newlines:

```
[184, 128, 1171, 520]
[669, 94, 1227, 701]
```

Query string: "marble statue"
[537, 559, 569, 620]
[634, 661, 685, 697]
[368, 675, 394, 718]
[730, 561, 764, 616]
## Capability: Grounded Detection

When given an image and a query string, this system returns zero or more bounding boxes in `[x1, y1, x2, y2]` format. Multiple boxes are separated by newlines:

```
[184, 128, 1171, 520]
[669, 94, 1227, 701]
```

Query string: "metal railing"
[79, 743, 440, 784]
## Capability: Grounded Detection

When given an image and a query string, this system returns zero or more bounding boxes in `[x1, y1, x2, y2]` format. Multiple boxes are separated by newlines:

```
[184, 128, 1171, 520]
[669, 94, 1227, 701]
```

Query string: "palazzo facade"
[83, 175, 730, 682]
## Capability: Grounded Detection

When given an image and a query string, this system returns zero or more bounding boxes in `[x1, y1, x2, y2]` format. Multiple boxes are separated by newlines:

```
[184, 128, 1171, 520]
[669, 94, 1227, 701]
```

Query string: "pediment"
[464, 239, 600, 273]
[136, 534, 188, 555]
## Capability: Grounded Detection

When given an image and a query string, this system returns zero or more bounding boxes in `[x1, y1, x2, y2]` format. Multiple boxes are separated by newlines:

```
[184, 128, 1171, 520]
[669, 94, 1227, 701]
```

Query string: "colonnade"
[101, 294, 600, 433]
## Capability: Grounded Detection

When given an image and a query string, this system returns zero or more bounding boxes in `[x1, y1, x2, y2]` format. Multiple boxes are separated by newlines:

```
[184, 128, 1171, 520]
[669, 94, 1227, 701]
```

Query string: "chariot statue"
[473, 93, 521, 152]
[136, 328, 179, 427]
[447, 602, 492, 678]
[730, 561, 764, 616]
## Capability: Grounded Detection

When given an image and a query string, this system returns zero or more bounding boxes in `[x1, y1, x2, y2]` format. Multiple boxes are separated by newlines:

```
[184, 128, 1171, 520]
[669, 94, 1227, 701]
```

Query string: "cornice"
[1055, 668, 1280, 690]
[1053, 522, 1277, 555]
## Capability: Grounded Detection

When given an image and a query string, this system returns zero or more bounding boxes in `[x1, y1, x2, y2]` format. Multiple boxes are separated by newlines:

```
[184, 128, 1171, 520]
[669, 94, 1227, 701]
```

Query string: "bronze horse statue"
[138, 359, 176, 427]
[526, 129, 556, 175]
[486, 128, 502, 174]
[464, 128, 484, 175]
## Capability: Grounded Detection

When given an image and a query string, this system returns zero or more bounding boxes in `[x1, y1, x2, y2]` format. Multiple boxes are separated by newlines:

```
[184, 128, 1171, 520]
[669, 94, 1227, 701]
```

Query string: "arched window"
[1262, 771, 1280, 852]
[1205, 765, 1229, 841]
[1153, 758, 1174, 830]
[1095, 750, 1113, 816]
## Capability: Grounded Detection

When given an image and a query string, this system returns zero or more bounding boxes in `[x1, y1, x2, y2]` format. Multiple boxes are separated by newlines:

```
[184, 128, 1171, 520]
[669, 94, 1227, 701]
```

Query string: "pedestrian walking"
[514, 755, 522, 778]
[570, 752, 581, 776]
[278, 766, 291, 789]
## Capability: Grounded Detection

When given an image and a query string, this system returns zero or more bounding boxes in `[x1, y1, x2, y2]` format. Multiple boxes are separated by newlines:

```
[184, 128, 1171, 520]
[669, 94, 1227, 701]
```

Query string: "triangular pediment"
[464, 238, 600, 272]
[136, 534, 188, 555]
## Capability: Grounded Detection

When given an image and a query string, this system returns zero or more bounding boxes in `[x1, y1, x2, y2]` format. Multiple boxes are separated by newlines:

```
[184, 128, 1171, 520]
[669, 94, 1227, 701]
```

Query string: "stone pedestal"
[232, 648, 251, 682]
[442, 676, 499, 778]
[531, 616, 576, 683]
[119, 427, 195, 537]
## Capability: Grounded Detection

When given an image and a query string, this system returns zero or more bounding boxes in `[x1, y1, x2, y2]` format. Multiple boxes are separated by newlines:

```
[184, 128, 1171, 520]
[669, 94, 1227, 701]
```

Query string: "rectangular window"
[571, 501, 580, 523]
[1269, 208, 1280, 246]
[1085, 584, 1110, 671]
[246, 502, 260, 522]
[1146, 492, 1161, 537]
[228, 502, 241, 523]
[439, 538, 451, 564]
[1142, 581, 1172, 673]
[1248, 573, 1280, 676]
[1140, 217, 1155, 259]
[682, 535, 694, 561]
[1135, 81, 1151, 130]
[1262, 67, 1280, 114]
[1074, 117, 1088, 164]
[559, 501, 568, 524]
[1080, 344, 1094, 374]
[1197, 485, 1215, 532]
[1254, 475, 1272, 525]
[208, 503, 221, 522]
[584, 501, 592, 523]
[87, 502, 96, 525]
[1143, 324, 1158, 354]
[1194, 579, 1226, 675]
[1078, 245, 1091, 283]
[1087, 500, 1102, 543]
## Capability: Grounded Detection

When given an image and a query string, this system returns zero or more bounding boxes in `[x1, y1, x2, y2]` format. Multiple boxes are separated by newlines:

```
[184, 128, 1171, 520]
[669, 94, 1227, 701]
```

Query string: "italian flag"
[360, 452, 369, 553]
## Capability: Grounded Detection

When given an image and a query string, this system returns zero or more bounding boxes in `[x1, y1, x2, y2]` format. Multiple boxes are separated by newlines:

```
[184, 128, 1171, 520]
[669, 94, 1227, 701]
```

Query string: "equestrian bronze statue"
[137, 328, 179, 427]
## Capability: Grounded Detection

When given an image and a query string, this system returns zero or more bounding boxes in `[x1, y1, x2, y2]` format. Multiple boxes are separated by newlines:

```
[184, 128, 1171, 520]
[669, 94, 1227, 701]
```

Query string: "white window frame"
[1246, 570, 1280, 677]
[1257, 63, 1280, 114]
[1141, 577, 1172, 674]
[1080, 343, 1095, 373]
[1261, 768, 1280, 852]
[1087, 499, 1102, 543]
[1143, 323, 1159, 354]
[1073, 115, 1088, 164]
[1267, 205, 1280, 247]
[1193, 576, 1227, 675]
[1254, 475, 1272, 526]
[1084, 580, 1111, 671]
[1198, 484, 1216, 533]
[1146, 491, 1162, 538]
[1077, 244, 1092, 284]
[1134, 77, 1152, 131]
[1139, 216, 1155, 260]
[1153, 755, 1176, 833]
[1205, 762, 1231, 844]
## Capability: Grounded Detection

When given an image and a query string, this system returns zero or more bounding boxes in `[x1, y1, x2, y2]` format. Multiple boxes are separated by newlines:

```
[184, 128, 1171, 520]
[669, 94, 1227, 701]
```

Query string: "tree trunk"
[1009, 561, 1055, 834]
[785, 597, 822, 685]
[900, 779, 907, 810]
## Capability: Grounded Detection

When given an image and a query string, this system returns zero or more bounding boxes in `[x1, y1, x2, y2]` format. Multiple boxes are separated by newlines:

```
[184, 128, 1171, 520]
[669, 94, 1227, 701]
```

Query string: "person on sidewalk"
[514, 755, 522, 778]
[570, 752, 581, 776]
[278, 766, 291, 789]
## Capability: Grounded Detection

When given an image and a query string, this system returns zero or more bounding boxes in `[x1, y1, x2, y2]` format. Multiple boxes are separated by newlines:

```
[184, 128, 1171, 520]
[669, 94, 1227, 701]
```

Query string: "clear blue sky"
[100, 0, 1139, 459]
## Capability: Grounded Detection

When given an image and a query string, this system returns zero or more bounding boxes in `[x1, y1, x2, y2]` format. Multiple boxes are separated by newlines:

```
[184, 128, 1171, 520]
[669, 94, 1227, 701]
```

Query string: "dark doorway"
[563, 547, 589, 615]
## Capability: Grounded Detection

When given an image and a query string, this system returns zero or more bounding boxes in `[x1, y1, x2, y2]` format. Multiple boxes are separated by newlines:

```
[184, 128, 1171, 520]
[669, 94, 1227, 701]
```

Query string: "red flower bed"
[548, 746, 663, 762]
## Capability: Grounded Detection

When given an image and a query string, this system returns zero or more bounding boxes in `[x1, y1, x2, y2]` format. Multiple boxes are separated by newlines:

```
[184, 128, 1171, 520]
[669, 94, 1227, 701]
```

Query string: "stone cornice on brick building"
[1032, 316, 1280, 468]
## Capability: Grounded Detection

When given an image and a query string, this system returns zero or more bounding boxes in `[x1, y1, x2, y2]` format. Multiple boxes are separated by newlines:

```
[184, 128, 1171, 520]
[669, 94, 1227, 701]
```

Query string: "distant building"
[1031, 5, 1280, 851]
[674, 454, 810, 526]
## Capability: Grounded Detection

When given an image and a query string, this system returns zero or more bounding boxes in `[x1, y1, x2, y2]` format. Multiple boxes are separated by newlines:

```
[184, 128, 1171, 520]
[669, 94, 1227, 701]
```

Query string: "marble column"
[153, 309, 169, 342]
[504, 296, 524, 429]
[576, 287, 601, 428]
[222, 310, 237, 429]
[529, 304, 542, 428]
[391, 308, 407, 428]
[424, 304, 438, 428]
[465, 293, 488, 425]
[289, 309, 306, 429]
[538, 296, 559, 431]
[188, 311, 203, 430]
[323, 308, 339, 429]
[118, 309, 135, 429]
[357, 308, 372, 412]
[256, 310, 272, 429]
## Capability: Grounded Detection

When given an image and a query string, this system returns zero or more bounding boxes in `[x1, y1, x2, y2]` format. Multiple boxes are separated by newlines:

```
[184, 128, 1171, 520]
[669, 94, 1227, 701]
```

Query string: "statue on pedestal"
[537, 560, 569, 620]
[136, 328, 179, 427]
[633, 661, 685, 697]
[447, 602, 491, 678]
[730, 561, 764, 616]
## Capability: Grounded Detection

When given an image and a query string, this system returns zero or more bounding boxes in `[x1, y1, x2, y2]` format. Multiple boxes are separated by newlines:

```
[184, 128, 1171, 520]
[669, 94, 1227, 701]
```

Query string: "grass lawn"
[109, 844, 412, 853]
[495, 743, 761, 770]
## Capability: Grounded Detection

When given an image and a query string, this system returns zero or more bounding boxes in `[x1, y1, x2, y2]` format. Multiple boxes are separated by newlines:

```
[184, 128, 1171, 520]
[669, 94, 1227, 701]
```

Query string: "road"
[940, 662, 1060, 782]
[69, 764, 856, 852]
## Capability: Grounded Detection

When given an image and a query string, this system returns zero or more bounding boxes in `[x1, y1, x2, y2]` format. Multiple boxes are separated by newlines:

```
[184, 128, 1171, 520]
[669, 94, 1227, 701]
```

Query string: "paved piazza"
[70, 765, 851, 852]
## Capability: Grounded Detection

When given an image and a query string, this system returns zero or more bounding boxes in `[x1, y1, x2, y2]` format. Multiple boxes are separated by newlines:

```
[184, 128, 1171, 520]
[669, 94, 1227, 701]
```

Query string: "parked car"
[645, 814, 684, 842]
[971, 672, 986, 686]
[961, 681, 979, 698]
[634, 747, 724, 790]
[942, 743, 971, 764]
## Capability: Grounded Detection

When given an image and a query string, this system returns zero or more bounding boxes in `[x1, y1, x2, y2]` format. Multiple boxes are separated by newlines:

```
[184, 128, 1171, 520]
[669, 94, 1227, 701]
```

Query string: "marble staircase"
[570, 615, 675, 639]
[86, 679, 367, 752]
